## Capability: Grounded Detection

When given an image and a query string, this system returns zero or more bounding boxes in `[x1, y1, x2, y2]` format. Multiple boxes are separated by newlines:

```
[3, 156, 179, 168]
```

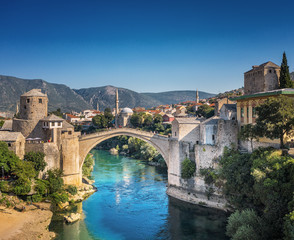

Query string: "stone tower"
[196, 89, 199, 103]
[13, 89, 48, 138]
[19, 89, 48, 120]
[244, 61, 280, 95]
[96, 102, 99, 111]
[115, 89, 119, 128]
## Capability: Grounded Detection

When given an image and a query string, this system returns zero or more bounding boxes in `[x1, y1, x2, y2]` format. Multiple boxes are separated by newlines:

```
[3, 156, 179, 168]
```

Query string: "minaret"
[196, 89, 199, 103]
[16, 102, 19, 115]
[96, 102, 99, 111]
[115, 89, 119, 128]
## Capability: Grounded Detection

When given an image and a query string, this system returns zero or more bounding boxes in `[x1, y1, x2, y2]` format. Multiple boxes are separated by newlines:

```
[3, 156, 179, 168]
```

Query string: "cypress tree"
[279, 52, 293, 88]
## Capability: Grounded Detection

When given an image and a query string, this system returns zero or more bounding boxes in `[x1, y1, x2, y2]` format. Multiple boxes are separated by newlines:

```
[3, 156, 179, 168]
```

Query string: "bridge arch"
[78, 128, 170, 171]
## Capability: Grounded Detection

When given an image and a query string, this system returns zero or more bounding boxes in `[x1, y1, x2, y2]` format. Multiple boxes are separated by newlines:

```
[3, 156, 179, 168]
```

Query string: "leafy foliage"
[226, 209, 262, 240]
[279, 52, 293, 88]
[82, 154, 95, 177]
[0, 120, 4, 128]
[66, 185, 78, 195]
[181, 158, 196, 179]
[238, 124, 259, 151]
[196, 104, 214, 118]
[50, 108, 63, 118]
[24, 151, 47, 175]
[255, 96, 294, 148]
[219, 147, 294, 239]
[46, 169, 64, 194]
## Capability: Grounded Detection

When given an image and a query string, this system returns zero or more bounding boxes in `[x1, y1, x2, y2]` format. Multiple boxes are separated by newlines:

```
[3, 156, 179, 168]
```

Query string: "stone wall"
[25, 142, 60, 177]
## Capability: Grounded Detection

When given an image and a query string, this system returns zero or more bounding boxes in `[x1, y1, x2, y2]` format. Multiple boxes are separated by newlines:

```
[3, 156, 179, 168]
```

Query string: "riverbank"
[0, 202, 55, 240]
[0, 181, 96, 240]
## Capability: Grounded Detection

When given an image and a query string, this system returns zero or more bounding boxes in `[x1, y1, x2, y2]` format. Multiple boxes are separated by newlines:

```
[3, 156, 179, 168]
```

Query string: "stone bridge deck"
[78, 128, 170, 168]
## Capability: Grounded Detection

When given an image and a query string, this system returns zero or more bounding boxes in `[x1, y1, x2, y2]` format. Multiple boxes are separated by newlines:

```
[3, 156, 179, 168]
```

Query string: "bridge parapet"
[79, 128, 169, 141]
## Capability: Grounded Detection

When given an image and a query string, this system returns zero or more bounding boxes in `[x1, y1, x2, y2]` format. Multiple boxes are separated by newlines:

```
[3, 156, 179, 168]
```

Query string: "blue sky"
[0, 0, 293, 93]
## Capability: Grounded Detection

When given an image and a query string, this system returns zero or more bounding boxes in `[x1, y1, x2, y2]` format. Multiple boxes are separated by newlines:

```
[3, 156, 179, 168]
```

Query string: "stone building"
[0, 89, 81, 185]
[0, 131, 25, 159]
[219, 104, 237, 120]
[244, 61, 280, 95]
[214, 97, 235, 116]
[117, 107, 133, 127]
[234, 61, 294, 151]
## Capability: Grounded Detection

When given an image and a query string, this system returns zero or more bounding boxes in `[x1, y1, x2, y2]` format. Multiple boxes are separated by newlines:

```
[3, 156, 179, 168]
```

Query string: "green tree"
[130, 113, 144, 128]
[0, 141, 20, 175]
[226, 209, 262, 240]
[46, 169, 64, 194]
[92, 114, 108, 128]
[24, 151, 47, 175]
[50, 108, 63, 118]
[279, 52, 293, 88]
[197, 105, 214, 118]
[140, 144, 159, 161]
[238, 124, 259, 151]
[104, 107, 114, 126]
[143, 115, 153, 127]
[255, 96, 294, 148]
[153, 114, 163, 124]
[181, 158, 196, 179]
[0, 120, 4, 128]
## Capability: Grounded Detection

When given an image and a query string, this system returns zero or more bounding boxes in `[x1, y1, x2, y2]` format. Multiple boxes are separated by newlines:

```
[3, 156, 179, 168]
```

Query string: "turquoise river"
[50, 149, 229, 240]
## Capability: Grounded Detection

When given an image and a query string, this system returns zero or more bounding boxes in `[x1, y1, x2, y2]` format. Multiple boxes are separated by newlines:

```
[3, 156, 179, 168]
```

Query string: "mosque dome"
[120, 107, 133, 114]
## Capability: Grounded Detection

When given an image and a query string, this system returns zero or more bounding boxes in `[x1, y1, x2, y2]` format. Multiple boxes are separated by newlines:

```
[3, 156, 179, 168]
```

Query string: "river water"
[50, 150, 228, 240]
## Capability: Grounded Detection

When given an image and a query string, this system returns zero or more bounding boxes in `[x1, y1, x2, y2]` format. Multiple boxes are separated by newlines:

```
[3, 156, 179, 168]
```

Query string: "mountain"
[142, 91, 215, 105]
[74, 87, 216, 110]
[0, 75, 91, 113]
[74, 86, 162, 111]
[0, 74, 216, 113]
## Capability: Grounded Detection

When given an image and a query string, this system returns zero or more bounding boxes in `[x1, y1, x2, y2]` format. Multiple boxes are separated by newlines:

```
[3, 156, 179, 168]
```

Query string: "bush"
[199, 167, 218, 185]
[226, 209, 262, 240]
[181, 158, 196, 179]
[66, 185, 77, 195]
[13, 181, 31, 195]
[0, 181, 11, 192]
[51, 192, 69, 204]
[24, 151, 46, 175]
[46, 169, 64, 194]
[82, 154, 94, 177]
[35, 179, 48, 195]
[32, 194, 42, 203]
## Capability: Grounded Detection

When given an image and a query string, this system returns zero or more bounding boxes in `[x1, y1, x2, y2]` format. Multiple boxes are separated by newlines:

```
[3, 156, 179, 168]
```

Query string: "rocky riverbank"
[0, 181, 97, 240]
[0, 202, 55, 240]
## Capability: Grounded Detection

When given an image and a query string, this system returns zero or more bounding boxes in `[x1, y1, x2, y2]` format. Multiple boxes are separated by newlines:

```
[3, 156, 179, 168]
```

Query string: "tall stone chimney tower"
[115, 89, 119, 128]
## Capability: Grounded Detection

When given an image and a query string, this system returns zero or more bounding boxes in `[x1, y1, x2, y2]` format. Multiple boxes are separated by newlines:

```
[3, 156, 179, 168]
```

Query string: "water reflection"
[50, 150, 228, 240]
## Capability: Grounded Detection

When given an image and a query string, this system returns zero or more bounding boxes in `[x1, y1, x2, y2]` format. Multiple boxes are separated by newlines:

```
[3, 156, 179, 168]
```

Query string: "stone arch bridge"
[78, 128, 170, 170]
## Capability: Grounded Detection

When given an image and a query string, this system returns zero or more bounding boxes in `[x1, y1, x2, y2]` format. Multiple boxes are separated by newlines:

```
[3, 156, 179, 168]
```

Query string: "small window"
[196, 141, 199, 144]
[58, 122, 61, 126]
[8, 143, 12, 147]
[241, 108, 244, 118]
[269, 69, 272, 73]
[24, 105, 26, 109]
[175, 131, 177, 137]
[247, 107, 249, 118]
[68, 131, 72, 135]
[39, 99, 42, 103]
[212, 135, 215, 141]
[27, 99, 30, 103]
[252, 107, 257, 118]
[52, 122, 55, 126]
